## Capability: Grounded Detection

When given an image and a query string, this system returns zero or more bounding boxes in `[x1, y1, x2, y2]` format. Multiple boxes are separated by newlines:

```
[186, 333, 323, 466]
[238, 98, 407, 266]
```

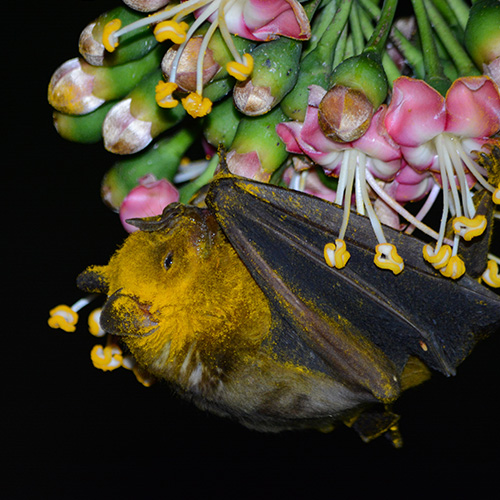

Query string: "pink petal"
[226, 149, 271, 182]
[242, 0, 310, 41]
[204, 0, 310, 41]
[276, 121, 304, 154]
[385, 76, 446, 147]
[400, 144, 437, 171]
[353, 106, 401, 164]
[120, 176, 179, 233]
[445, 76, 500, 137]
[390, 164, 434, 202]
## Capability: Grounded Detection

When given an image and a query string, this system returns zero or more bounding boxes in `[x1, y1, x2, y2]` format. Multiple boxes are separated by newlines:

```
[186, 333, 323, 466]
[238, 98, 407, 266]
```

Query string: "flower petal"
[354, 107, 400, 159]
[120, 175, 180, 233]
[445, 76, 500, 138]
[221, 0, 310, 41]
[385, 76, 446, 147]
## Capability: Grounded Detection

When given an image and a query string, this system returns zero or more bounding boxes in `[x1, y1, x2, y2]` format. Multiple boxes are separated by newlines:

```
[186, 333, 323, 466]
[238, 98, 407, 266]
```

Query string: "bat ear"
[77, 265, 110, 294]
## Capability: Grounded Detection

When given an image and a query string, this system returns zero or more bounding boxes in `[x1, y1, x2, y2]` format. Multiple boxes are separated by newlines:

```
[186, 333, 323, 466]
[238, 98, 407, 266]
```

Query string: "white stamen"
[115, 0, 214, 38]
[365, 170, 450, 244]
[356, 152, 386, 245]
[173, 160, 210, 183]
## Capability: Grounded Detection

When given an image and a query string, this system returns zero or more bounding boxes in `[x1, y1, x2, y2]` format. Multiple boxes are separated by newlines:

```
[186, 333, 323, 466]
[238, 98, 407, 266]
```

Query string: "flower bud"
[123, 0, 169, 12]
[161, 37, 220, 92]
[330, 53, 389, 110]
[318, 85, 374, 142]
[119, 175, 179, 233]
[465, 0, 500, 67]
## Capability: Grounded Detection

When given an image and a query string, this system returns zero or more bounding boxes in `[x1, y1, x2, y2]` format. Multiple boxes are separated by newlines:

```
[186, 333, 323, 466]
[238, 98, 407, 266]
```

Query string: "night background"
[6, 1, 499, 497]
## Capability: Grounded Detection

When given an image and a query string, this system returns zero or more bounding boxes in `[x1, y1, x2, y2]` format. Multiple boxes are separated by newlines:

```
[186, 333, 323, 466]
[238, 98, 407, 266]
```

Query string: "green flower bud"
[233, 37, 302, 116]
[102, 128, 198, 210]
[103, 68, 186, 154]
[79, 6, 158, 67]
[228, 106, 289, 180]
[203, 96, 242, 149]
[53, 101, 117, 143]
[329, 52, 388, 109]
[465, 0, 500, 67]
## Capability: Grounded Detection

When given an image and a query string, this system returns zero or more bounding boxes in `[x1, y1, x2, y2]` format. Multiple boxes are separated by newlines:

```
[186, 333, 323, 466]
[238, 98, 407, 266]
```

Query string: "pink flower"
[119, 175, 179, 233]
[277, 85, 410, 274]
[385, 76, 500, 278]
[197, 0, 311, 42]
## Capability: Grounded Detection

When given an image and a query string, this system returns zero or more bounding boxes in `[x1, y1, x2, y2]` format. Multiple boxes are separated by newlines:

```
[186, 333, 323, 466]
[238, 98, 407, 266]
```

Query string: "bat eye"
[163, 252, 173, 271]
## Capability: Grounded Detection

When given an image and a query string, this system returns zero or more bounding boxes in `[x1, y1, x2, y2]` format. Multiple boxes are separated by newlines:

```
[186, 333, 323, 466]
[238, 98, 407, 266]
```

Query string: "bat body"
[78, 172, 500, 443]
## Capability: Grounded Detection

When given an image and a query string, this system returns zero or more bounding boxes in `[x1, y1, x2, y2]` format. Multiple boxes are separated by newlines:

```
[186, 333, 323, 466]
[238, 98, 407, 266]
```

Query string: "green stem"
[357, 3, 375, 42]
[429, 0, 464, 36]
[382, 51, 401, 86]
[333, 25, 349, 68]
[349, 2, 365, 55]
[411, 0, 450, 93]
[178, 154, 219, 204]
[302, 0, 339, 58]
[444, 0, 471, 29]
[425, 0, 480, 76]
[391, 27, 425, 79]
[317, 0, 353, 67]
[365, 0, 399, 55]
[357, 0, 381, 18]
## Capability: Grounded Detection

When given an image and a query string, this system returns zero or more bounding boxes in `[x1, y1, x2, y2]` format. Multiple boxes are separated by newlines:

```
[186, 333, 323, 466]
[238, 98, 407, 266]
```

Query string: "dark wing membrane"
[206, 175, 500, 389]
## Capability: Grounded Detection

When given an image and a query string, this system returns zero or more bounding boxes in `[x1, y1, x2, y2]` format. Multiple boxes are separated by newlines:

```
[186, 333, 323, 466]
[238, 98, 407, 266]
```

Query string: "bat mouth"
[100, 289, 159, 338]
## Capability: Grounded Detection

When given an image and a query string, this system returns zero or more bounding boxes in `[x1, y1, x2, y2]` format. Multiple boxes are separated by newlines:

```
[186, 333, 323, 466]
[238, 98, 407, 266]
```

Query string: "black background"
[6, 1, 500, 498]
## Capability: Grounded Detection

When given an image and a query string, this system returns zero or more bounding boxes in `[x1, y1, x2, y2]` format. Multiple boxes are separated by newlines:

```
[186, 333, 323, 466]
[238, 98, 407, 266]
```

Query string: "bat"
[77, 166, 500, 445]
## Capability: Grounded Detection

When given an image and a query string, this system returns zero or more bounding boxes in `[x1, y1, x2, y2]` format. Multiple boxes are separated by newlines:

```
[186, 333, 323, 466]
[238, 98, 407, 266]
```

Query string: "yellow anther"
[102, 19, 122, 53]
[90, 344, 123, 371]
[133, 365, 155, 387]
[324, 240, 350, 269]
[88, 308, 106, 337]
[374, 243, 404, 275]
[181, 92, 212, 118]
[422, 244, 452, 270]
[155, 81, 179, 108]
[493, 184, 500, 205]
[48, 305, 78, 332]
[153, 20, 189, 44]
[439, 255, 466, 280]
[226, 53, 254, 81]
[481, 259, 500, 288]
[452, 215, 487, 241]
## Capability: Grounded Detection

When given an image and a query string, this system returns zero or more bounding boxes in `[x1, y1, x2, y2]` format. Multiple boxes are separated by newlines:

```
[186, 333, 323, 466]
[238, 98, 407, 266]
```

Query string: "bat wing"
[206, 174, 500, 401]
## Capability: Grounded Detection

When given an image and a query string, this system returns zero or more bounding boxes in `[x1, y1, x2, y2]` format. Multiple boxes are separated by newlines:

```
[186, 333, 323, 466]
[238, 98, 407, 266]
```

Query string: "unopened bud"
[48, 58, 105, 115]
[123, 0, 169, 12]
[161, 37, 220, 92]
[233, 79, 274, 116]
[318, 85, 373, 142]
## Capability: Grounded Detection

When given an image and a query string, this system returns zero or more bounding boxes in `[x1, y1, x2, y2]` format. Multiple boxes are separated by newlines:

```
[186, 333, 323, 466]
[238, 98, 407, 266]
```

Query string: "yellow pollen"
[481, 260, 500, 288]
[88, 308, 106, 337]
[374, 243, 404, 275]
[226, 53, 254, 81]
[133, 365, 156, 387]
[181, 92, 212, 118]
[422, 244, 452, 269]
[102, 19, 122, 52]
[324, 240, 350, 269]
[439, 255, 466, 280]
[493, 184, 500, 205]
[155, 81, 179, 108]
[154, 20, 190, 44]
[90, 344, 123, 371]
[48, 304, 78, 332]
[452, 215, 487, 241]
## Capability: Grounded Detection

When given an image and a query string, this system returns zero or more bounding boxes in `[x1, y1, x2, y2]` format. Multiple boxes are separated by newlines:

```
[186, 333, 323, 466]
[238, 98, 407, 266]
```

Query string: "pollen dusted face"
[98, 205, 272, 383]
